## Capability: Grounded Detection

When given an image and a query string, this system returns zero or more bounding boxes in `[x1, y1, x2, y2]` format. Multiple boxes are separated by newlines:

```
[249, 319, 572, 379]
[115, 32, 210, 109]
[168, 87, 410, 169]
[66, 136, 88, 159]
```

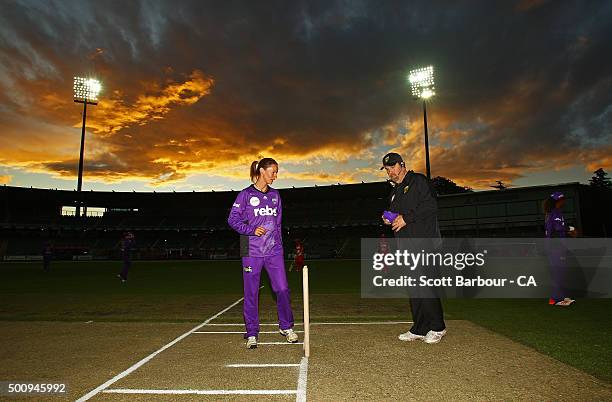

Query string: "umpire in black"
[381, 152, 447, 344]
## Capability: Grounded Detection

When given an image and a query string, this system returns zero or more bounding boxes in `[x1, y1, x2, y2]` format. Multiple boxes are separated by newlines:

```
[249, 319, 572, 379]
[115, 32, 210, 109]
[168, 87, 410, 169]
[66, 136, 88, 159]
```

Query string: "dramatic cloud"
[87, 70, 213, 136]
[0, 0, 610, 190]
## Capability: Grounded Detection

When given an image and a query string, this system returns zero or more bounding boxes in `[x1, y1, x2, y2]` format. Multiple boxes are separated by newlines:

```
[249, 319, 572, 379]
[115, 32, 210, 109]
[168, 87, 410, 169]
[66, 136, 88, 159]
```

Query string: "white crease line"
[296, 357, 308, 402]
[226, 364, 300, 368]
[102, 389, 297, 395]
[206, 321, 412, 326]
[206, 323, 304, 326]
[76, 296, 245, 401]
[259, 342, 304, 345]
[193, 331, 304, 334]
[311, 321, 412, 325]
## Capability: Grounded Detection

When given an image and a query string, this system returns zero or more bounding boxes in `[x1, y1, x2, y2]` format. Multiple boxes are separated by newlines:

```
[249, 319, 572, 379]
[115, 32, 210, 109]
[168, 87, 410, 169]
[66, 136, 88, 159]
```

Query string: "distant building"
[0, 182, 609, 259]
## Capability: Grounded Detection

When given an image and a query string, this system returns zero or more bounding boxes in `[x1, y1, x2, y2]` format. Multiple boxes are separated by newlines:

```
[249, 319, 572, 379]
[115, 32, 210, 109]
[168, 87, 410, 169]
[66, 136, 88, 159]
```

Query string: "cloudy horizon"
[1, 0, 610, 192]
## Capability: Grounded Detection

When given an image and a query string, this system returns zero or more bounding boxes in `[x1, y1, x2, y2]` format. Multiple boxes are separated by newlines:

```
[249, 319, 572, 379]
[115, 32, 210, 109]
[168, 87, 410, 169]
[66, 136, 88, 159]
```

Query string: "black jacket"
[388, 172, 440, 238]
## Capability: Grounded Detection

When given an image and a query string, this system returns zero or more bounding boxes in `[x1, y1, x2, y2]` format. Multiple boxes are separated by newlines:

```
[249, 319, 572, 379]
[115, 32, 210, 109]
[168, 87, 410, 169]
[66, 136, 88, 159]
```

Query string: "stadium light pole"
[408, 66, 435, 180]
[73, 77, 101, 218]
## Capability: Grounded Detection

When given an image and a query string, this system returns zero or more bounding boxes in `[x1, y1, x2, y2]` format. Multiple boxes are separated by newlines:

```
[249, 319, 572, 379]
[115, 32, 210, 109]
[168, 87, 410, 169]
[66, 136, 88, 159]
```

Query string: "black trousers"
[394, 237, 445, 335]
[409, 297, 445, 335]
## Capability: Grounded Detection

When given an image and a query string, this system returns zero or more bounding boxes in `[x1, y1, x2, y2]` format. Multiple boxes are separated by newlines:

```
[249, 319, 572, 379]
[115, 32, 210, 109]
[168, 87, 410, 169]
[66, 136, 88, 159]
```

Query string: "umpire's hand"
[391, 215, 406, 232]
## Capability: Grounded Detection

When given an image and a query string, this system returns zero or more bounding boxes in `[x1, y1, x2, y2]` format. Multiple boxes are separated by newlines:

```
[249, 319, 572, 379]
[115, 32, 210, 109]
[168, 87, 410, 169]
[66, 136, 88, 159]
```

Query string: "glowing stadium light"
[73, 77, 102, 103]
[421, 88, 434, 99]
[408, 66, 435, 100]
[407, 65, 435, 179]
[73, 76, 102, 217]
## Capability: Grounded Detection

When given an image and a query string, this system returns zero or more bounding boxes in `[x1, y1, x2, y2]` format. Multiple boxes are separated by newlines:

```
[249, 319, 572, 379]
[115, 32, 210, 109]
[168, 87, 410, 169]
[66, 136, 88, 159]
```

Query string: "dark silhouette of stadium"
[0, 182, 609, 260]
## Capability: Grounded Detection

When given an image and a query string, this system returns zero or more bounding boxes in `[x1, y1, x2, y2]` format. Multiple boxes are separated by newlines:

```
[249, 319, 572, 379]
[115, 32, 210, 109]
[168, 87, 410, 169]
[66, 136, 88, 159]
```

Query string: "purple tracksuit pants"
[242, 254, 294, 338]
[547, 244, 567, 302]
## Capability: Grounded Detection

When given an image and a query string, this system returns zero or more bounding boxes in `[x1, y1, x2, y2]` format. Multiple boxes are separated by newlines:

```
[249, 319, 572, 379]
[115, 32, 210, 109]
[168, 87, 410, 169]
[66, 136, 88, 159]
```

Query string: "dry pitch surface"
[1, 298, 611, 401]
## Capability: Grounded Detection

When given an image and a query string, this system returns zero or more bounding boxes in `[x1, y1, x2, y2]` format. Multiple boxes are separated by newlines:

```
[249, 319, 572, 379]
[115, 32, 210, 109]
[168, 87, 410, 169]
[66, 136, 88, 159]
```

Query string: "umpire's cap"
[380, 152, 403, 170]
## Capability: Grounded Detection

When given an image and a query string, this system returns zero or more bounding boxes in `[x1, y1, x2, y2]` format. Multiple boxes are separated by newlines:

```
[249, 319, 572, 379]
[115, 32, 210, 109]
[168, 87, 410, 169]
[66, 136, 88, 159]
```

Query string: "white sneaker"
[423, 329, 447, 344]
[279, 328, 299, 343]
[398, 330, 425, 342]
[246, 336, 257, 349]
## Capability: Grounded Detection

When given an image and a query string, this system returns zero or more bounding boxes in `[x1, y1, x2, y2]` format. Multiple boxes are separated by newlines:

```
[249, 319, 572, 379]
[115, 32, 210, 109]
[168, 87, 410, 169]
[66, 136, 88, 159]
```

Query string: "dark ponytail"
[250, 161, 259, 183]
[250, 157, 278, 183]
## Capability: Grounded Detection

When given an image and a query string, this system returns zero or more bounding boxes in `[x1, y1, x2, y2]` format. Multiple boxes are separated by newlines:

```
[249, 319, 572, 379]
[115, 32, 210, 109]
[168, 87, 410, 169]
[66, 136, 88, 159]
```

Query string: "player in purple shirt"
[117, 232, 134, 283]
[544, 191, 576, 306]
[228, 158, 298, 349]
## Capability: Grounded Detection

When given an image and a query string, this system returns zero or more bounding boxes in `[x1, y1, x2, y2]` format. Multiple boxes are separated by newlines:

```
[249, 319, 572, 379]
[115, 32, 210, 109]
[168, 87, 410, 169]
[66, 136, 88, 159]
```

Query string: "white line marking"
[206, 323, 300, 326]
[206, 321, 411, 326]
[311, 321, 412, 325]
[226, 364, 300, 368]
[296, 357, 308, 402]
[259, 342, 304, 345]
[193, 331, 304, 334]
[76, 296, 245, 401]
[102, 389, 297, 395]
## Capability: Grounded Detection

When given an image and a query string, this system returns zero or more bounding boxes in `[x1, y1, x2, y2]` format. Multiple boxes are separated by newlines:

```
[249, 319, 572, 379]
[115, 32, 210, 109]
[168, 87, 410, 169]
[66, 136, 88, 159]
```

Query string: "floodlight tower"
[73, 77, 101, 218]
[408, 66, 435, 180]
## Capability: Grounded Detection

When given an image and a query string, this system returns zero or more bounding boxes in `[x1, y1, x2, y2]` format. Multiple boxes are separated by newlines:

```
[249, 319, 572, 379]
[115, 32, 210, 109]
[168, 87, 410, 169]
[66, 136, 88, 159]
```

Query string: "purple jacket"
[545, 208, 566, 238]
[228, 185, 284, 257]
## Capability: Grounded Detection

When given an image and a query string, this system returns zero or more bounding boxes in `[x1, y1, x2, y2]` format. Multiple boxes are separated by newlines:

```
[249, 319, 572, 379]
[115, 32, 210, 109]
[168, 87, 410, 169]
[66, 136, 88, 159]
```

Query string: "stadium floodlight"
[73, 77, 102, 103]
[408, 66, 435, 99]
[73, 76, 101, 218]
[408, 65, 435, 179]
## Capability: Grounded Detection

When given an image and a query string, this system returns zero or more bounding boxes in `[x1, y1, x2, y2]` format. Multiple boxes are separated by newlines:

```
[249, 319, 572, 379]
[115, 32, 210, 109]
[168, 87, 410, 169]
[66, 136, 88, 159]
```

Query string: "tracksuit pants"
[242, 254, 294, 338]
[548, 245, 567, 302]
[120, 257, 131, 280]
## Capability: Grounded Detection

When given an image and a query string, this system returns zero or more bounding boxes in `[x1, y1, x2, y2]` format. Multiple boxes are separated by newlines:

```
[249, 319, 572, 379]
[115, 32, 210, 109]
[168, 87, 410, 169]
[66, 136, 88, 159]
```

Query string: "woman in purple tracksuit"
[228, 158, 298, 349]
[544, 191, 576, 306]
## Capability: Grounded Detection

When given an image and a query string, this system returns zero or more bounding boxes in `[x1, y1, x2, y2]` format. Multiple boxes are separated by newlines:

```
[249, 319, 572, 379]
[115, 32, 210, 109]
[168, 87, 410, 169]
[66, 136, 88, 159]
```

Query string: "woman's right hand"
[254, 226, 267, 236]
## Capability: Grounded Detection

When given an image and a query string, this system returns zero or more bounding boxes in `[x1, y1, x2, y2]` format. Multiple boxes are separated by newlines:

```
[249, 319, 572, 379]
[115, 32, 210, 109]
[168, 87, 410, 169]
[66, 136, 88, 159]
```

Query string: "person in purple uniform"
[42, 241, 53, 273]
[228, 158, 298, 349]
[544, 191, 576, 306]
[117, 232, 135, 283]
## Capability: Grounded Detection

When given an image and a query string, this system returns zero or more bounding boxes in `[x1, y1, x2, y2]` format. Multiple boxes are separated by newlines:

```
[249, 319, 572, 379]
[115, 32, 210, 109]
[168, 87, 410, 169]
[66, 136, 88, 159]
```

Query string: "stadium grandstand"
[0, 182, 609, 261]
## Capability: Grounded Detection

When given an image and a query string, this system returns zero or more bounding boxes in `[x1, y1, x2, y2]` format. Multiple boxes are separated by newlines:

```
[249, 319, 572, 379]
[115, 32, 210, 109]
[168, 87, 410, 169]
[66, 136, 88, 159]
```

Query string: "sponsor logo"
[254, 206, 278, 217]
[272, 198, 278, 204]
[232, 203, 240, 208]
[249, 196, 260, 207]
[263, 195, 268, 199]
[403, 185, 410, 193]
[243, 266, 252, 272]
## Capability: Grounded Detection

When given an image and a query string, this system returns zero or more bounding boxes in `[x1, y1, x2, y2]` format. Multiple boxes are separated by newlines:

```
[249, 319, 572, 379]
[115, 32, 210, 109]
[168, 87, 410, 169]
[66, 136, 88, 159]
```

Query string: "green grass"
[1, 260, 610, 383]
[443, 299, 612, 384]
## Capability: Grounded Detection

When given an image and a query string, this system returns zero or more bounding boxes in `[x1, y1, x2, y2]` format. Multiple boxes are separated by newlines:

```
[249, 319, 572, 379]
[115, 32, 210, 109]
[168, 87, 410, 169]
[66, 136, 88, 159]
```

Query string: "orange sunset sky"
[0, 0, 611, 192]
